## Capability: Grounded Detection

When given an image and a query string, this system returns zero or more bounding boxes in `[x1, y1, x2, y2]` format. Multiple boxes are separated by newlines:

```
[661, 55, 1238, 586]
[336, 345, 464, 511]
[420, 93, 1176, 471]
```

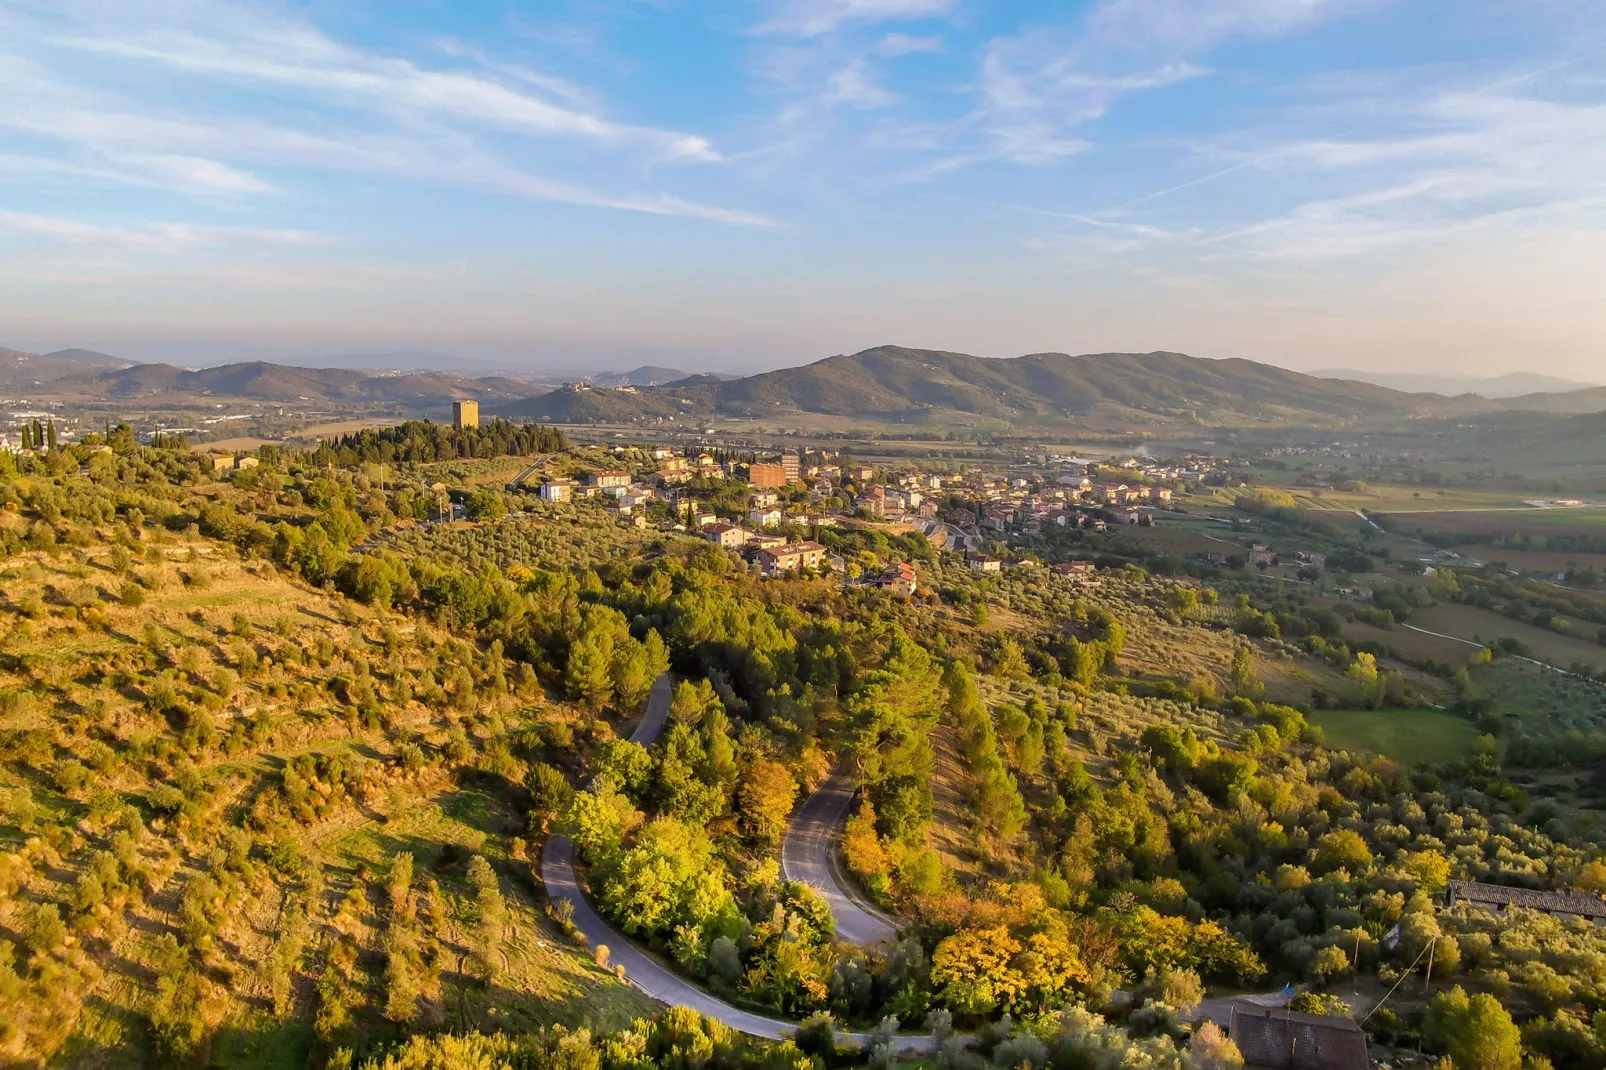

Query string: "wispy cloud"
[45, 11, 718, 162]
[112, 153, 275, 194]
[877, 33, 945, 56]
[1045, 59, 1606, 266]
[1215, 84, 1606, 260]
[1088, 0, 1378, 52]
[0, 0, 779, 227]
[756, 0, 954, 37]
[942, 0, 1374, 176]
[0, 208, 326, 252]
[743, 0, 1369, 185]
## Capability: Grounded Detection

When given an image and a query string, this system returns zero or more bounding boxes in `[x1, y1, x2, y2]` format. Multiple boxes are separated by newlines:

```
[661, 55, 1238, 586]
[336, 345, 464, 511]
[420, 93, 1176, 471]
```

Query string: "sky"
[1, 0, 1604, 376]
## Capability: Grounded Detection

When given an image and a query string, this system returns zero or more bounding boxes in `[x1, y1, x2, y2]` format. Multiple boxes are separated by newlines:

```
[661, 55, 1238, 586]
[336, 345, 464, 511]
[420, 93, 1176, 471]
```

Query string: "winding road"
[540, 674, 933, 1053]
[625, 672, 675, 746]
[781, 771, 899, 947]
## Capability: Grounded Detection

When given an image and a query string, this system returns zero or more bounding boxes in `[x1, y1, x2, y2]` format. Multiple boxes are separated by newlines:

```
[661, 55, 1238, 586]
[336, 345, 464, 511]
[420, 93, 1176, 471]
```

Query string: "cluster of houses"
[532, 453, 921, 593]
[204, 452, 261, 473]
[527, 445, 1161, 595]
[533, 447, 1201, 546]
[534, 469, 660, 526]
[895, 455, 1207, 542]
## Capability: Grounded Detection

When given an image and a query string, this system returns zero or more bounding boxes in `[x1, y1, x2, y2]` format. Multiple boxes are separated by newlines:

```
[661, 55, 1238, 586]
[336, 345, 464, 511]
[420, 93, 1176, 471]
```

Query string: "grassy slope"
[0, 542, 647, 1067]
[1115, 601, 1357, 708]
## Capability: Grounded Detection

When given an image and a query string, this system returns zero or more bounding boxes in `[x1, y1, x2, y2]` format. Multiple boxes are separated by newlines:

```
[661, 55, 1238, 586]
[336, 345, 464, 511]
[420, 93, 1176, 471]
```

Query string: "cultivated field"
[1309, 707, 1481, 765]
[1106, 523, 1238, 559]
[1341, 618, 1477, 666]
[1410, 604, 1606, 671]
[1470, 660, 1606, 735]
[1293, 486, 1538, 512]
[1462, 547, 1606, 572]
[1378, 507, 1606, 537]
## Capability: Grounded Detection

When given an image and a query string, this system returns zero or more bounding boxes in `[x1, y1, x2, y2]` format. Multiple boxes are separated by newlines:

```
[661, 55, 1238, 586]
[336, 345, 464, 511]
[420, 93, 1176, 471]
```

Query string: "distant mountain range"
[37, 359, 541, 407]
[0, 344, 717, 395]
[490, 345, 1606, 429]
[0, 347, 140, 391]
[1314, 368, 1600, 398]
[9, 343, 1606, 431]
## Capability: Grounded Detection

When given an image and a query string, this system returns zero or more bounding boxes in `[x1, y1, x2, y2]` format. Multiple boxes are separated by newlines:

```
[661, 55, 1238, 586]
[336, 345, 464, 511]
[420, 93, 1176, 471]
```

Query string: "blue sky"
[1, 0, 1603, 375]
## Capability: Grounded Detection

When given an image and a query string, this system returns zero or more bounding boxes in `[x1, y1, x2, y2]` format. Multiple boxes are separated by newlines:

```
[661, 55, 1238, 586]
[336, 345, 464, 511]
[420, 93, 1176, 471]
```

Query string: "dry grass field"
[193, 437, 282, 452]
[926, 723, 981, 883]
[298, 418, 405, 440]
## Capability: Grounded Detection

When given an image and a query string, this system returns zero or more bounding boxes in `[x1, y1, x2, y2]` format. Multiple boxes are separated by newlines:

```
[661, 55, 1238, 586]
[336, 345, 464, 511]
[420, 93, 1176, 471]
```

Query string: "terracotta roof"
[760, 541, 824, 556]
[1448, 879, 1606, 918]
[1230, 1004, 1367, 1070]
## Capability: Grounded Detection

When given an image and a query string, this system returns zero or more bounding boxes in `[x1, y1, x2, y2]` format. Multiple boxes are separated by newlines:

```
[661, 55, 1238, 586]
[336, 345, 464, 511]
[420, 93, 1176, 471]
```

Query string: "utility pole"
[1423, 935, 1436, 995]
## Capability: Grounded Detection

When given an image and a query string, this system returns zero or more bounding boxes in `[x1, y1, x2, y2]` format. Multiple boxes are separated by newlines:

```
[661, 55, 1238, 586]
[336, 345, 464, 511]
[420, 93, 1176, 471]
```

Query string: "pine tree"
[264, 897, 311, 1018]
[383, 923, 421, 1022]
[467, 856, 506, 982]
[565, 626, 615, 709]
[1231, 643, 1263, 698]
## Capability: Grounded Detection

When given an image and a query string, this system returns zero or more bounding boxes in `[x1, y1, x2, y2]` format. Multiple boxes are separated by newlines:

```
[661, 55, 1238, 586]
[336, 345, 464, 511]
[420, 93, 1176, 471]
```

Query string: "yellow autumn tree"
[931, 926, 1025, 1017]
[1012, 928, 1089, 1010]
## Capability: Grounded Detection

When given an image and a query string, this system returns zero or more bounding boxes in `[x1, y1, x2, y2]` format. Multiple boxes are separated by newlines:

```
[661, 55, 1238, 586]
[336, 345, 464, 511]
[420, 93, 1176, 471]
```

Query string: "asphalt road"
[627, 672, 674, 746]
[541, 673, 933, 1053]
[541, 833, 935, 1053]
[781, 771, 899, 947]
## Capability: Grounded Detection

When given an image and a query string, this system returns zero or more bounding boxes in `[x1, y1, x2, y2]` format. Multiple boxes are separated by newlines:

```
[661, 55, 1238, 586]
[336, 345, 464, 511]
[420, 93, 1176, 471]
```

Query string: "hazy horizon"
[2, 0, 1603, 378]
[5, 339, 1602, 396]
